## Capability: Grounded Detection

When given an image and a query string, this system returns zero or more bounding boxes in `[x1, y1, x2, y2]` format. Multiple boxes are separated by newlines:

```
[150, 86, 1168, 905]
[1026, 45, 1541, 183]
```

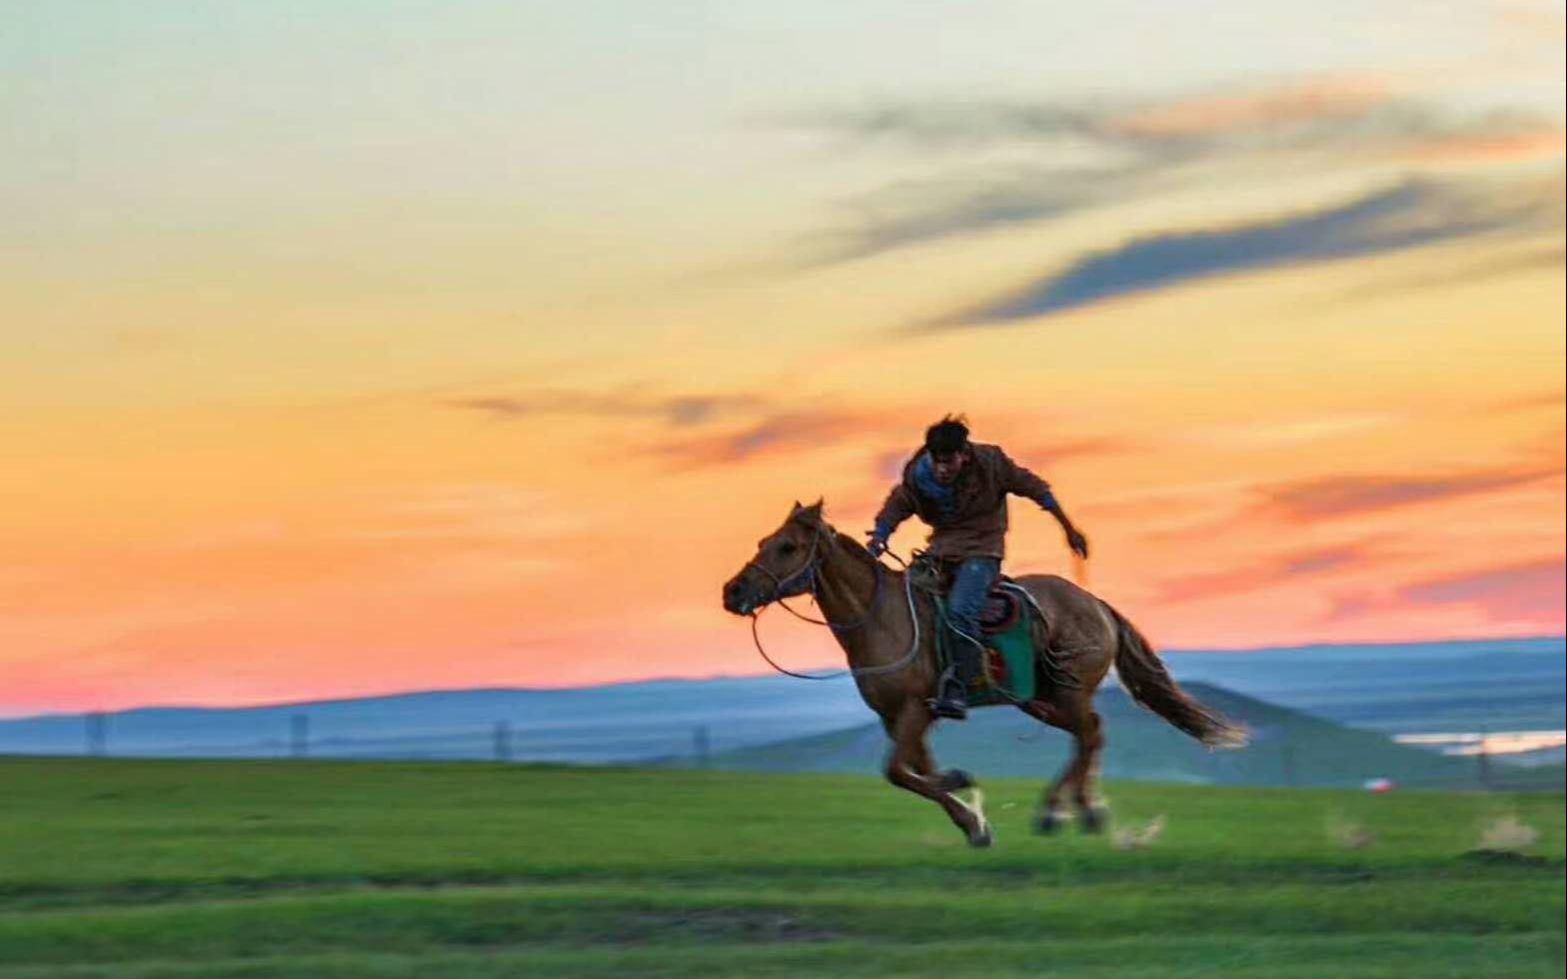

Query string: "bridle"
[742, 527, 923, 681]
[741, 528, 882, 631]
[740, 529, 827, 614]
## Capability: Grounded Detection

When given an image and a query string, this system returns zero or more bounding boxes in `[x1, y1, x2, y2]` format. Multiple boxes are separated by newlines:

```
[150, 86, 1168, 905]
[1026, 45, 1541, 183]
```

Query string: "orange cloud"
[1407, 128, 1566, 164]
[1112, 75, 1392, 138]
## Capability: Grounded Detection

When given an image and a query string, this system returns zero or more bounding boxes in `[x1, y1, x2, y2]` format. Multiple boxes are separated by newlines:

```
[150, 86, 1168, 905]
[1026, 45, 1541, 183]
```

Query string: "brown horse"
[722, 500, 1244, 847]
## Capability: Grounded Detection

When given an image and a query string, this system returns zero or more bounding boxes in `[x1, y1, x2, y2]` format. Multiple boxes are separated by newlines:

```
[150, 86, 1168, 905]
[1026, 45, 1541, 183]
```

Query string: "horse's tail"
[1104, 601, 1247, 748]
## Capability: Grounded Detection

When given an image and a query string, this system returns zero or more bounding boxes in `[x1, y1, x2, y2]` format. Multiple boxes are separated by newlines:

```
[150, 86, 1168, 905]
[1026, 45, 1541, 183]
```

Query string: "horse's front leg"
[883, 702, 992, 847]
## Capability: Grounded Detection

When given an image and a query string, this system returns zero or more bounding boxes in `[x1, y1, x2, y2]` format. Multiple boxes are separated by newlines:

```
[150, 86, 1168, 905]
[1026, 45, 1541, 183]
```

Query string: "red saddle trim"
[978, 588, 1022, 635]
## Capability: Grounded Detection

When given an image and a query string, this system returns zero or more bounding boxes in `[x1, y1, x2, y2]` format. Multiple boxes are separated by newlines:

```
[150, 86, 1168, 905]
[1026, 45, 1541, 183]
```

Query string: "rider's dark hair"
[924, 414, 970, 457]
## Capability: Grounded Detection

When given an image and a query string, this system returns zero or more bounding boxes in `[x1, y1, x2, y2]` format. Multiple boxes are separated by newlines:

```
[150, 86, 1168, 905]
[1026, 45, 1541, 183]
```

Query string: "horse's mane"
[789, 501, 878, 566]
[830, 527, 875, 563]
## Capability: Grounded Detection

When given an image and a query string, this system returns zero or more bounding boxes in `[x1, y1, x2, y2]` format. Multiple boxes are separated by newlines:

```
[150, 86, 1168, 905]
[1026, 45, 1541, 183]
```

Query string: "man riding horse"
[867, 415, 1090, 720]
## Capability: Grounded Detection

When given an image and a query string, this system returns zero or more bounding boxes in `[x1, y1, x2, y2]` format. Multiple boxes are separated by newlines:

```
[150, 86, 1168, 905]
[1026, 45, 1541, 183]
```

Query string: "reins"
[747, 535, 926, 681]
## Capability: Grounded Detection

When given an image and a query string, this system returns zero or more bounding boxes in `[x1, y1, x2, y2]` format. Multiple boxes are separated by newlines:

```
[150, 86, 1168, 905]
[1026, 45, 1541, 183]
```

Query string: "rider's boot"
[928, 630, 982, 720]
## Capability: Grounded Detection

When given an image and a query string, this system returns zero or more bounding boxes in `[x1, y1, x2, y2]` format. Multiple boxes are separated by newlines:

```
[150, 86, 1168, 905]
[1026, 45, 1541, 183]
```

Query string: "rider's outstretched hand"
[865, 532, 888, 558]
[1066, 527, 1089, 560]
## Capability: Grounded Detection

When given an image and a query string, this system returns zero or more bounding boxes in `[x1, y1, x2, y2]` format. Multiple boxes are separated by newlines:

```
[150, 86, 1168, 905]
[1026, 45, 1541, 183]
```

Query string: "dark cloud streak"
[1266, 465, 1561, 520]
[809, 167, 1129, 266]
[787, 81, 1561, 267]
[649, 411, 872, 471]
[444, 391, 760, 427]
[941, 179, 1555, 325]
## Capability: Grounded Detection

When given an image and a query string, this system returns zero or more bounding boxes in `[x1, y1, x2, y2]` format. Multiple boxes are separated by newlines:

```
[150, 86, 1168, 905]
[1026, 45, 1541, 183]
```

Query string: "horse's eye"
[777, 542, 797, 556]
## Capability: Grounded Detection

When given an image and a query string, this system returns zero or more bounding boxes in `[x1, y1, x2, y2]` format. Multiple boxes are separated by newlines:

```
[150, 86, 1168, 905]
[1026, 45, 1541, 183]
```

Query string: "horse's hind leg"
[1019, 698, 1075, 833]
[884, 703, 991, 847]
[1021, 694, 1105, 834]
[1069, 708, 1108, 833]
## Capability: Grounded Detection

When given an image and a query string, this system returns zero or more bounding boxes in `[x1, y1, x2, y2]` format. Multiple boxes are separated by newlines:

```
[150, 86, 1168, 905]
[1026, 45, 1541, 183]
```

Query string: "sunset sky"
[3, 1, 1564, 713]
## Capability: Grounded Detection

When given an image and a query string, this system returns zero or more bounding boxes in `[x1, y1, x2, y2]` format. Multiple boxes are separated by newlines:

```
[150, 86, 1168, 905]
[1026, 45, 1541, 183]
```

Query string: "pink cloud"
[1402, 558, 1566, 623]
[1158, 544, 1370, 603]
[1325, 558, 1566, 629]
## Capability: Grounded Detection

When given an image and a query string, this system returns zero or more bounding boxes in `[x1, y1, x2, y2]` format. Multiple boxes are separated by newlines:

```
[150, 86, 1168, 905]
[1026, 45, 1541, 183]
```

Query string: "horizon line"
[2, 632, 1561, 723]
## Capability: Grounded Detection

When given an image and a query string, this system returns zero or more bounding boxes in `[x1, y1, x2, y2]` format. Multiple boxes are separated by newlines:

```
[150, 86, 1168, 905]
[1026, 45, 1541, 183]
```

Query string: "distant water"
[1392, 730, 1566, 764]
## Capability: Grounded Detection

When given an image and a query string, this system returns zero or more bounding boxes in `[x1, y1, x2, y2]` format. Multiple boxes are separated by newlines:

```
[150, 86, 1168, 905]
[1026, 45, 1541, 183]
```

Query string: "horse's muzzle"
[722, 578, 756, 616]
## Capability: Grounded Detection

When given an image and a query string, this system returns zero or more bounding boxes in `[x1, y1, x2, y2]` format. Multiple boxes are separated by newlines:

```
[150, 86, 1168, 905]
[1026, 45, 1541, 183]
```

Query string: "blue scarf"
[912, 451, 959, 520]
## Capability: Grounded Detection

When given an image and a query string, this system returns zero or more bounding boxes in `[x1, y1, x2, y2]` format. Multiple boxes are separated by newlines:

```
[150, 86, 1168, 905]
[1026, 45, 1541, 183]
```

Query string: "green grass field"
[0, 757, 1561, 978]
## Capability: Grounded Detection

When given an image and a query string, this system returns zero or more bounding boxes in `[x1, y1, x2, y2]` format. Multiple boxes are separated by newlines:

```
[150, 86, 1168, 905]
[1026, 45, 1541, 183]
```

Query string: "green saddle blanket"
[934, 587, 1037, 705]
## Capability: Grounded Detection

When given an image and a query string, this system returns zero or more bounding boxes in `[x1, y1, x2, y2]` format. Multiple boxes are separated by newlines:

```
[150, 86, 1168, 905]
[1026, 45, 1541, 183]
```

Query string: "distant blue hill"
[1160, 635, 1564, 736]
[0, 678, 870, 762]
[688, 682, 1561, 790]
[0, 636, 1559, 769]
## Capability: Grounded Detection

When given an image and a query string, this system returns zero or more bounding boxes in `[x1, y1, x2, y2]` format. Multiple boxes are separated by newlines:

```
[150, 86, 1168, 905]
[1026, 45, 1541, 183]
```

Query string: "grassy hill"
[702, 682, 1557, 790]
[0, 757, 1561, 978]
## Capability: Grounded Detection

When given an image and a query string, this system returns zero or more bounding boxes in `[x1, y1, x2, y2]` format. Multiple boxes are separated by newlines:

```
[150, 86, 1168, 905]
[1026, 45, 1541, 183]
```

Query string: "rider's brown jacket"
[873, 442, 1055, 561]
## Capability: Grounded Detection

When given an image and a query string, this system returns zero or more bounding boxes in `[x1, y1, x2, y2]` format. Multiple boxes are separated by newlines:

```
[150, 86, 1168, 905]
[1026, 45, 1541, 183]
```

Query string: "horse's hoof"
[1035, 810, 1066, 835]
[1080, 805, 1111, 835]
[937, 768, 975, 792]
[968, 822, 994, 848]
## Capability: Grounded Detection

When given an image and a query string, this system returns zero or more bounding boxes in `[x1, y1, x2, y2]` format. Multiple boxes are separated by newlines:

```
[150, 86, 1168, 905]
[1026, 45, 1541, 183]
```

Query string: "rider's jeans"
[947, 558, 1000, 656]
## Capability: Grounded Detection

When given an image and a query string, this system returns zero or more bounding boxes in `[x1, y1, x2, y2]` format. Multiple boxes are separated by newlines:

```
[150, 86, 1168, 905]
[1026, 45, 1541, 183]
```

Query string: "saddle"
[907, 555, 1051, 703]
[909, 557, 1024, 635]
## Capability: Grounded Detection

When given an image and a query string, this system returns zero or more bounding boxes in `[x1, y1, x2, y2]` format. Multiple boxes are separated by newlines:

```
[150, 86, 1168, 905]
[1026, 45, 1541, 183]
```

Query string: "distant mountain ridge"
[1161, 636, 1564, 736]
[1, 637, 1560, 778]
[0, 677, 872, 763]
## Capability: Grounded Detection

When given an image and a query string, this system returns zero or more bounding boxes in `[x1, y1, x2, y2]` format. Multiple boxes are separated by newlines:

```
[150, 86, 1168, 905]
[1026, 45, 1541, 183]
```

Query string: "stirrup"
[927, 675, 969, 720]
[927, 695, 968, 720]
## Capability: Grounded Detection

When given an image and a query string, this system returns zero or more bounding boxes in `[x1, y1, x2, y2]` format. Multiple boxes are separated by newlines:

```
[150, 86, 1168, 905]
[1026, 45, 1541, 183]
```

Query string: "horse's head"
[721, 499, 830, 616]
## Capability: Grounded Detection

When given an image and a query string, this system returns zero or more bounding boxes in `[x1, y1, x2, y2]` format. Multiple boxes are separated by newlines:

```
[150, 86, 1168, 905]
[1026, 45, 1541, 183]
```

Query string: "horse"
[721, 499, 1245, 848]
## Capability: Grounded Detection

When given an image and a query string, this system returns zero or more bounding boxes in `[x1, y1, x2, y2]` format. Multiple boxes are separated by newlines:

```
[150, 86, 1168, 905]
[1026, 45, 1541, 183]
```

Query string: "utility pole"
[1476, 725, 1493, 791]
[493, 721, 512, 763]
[85, 712, 107, 757]
[290, 714, 309, 759]
[693, 724, 710, 769]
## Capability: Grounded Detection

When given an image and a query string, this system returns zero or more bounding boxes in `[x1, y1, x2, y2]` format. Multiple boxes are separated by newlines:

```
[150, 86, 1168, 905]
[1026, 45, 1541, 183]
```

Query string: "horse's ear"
[798, 498, 825, 524]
